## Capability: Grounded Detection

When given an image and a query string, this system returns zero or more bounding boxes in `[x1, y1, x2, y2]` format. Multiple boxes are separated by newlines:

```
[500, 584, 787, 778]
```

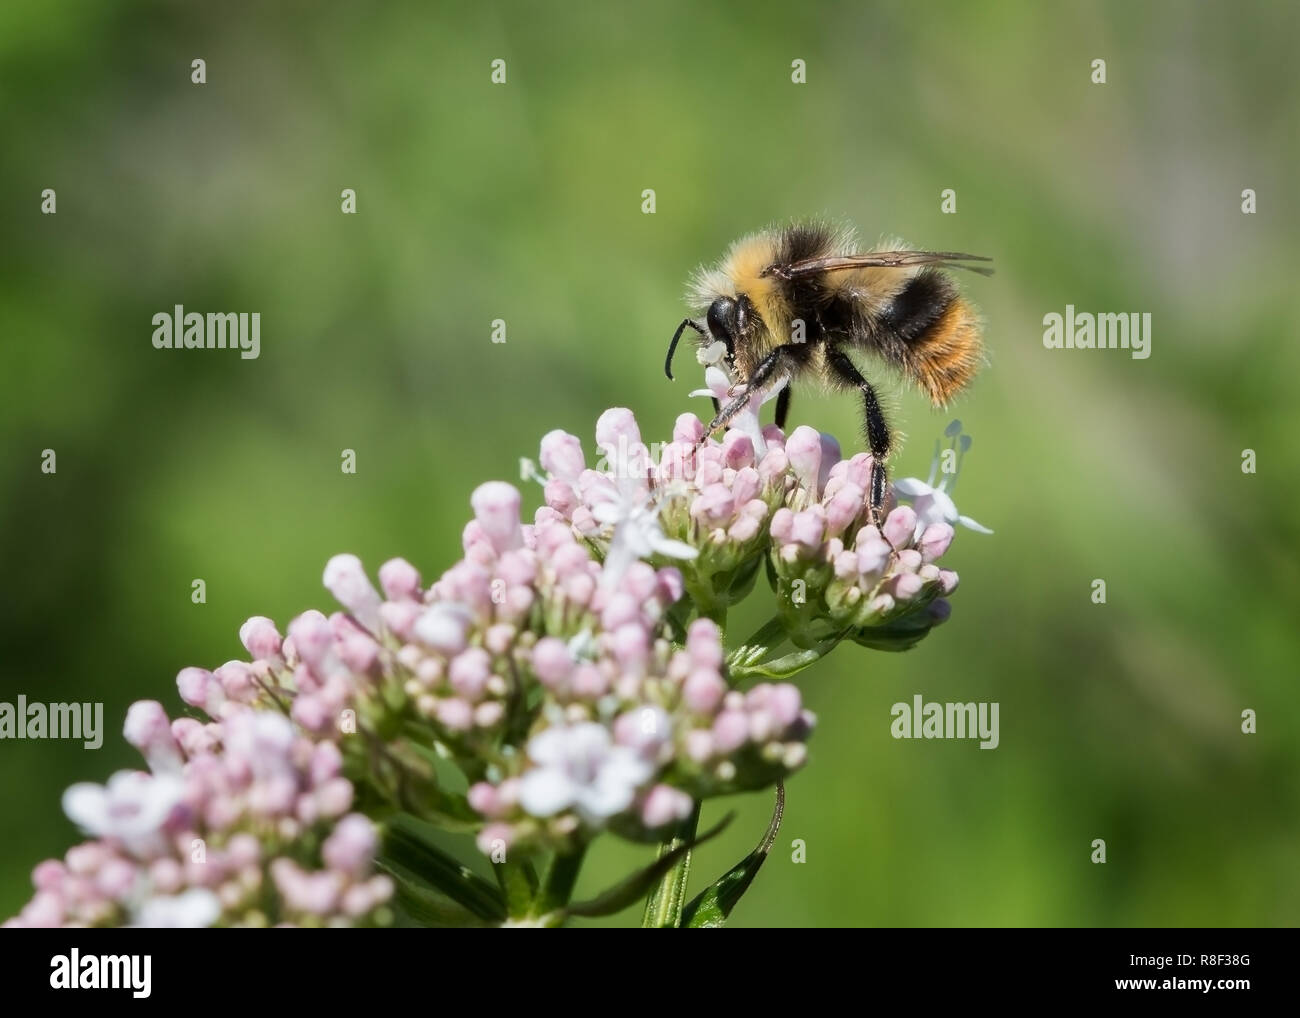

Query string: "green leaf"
[494, 857, 539, 919]
[388, 877, 488, 927]
[682, 782, 785, 928]
[570, 812, 733, 919]
[377, 812, 505, 922]
[847, 602, 939, 652]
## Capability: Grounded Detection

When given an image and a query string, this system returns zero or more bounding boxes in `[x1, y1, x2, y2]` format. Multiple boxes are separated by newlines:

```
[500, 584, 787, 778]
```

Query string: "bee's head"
[705, 296, 738, 350]
[706, 294, 760, 356]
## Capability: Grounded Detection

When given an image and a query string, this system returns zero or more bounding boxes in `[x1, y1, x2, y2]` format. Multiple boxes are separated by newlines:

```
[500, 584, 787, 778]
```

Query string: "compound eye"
[706, 296, 738, 347]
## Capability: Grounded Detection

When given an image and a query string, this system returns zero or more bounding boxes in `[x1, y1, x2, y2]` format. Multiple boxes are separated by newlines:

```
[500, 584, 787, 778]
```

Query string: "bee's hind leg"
[825, 348, 893, 534]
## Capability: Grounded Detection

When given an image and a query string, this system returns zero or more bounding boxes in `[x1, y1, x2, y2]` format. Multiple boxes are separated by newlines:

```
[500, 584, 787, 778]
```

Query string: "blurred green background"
[2, 0, 1297, 927]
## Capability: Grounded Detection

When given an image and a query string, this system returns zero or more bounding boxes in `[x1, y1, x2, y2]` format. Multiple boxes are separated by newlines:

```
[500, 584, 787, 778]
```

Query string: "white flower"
[62, 770, 185, 859]
[691, 365, 788, 459]
[587, 410, 696, 586]
[594, 489, 697, 588]
[518, 723, 654, 824]
[892, 421, 992, 537]
[134, 888, 221, 928]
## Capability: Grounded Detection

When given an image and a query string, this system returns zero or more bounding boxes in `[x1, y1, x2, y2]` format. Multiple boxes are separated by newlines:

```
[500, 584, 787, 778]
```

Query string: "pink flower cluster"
[767, 426, 959, 636]
[9, 400, 983, 927]
[469, 616, 813, 852]
[534, 408, 961, 648]
[6, 702, 391, 928]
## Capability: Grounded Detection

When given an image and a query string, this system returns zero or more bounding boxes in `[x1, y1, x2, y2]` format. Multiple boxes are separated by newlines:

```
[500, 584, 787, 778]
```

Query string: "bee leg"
[700, 344, 804, 445]
[825, 348, 892, 532]
[700, 390, 753, 443]
[774, 385, 792, 430]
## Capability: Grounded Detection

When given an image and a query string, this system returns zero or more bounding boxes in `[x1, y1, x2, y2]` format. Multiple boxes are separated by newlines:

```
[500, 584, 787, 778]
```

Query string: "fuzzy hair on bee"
[664, 220, 991, 527]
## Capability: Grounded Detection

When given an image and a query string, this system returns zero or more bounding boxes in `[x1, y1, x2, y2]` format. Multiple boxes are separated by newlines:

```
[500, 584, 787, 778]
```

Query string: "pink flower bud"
[758, 445, 789, 483]
[539, 429, 586, 482]
[817, 432, 841, 492]
[531, 637, 572, 687]
[543, 478, 579, 517]
[323, 554, 382, 632]
[789, 509, 825, 549]
[322, 814, 377, 876]
[640, 785, 694, 828]
[239, 616, 283, 661]
[467, 782, 500, 817]
[475, 822, 514, 857]
[891, 571, 924, 600]
[378, 557, 422, 601]
[683, 668, 726, 713]
[712, 710, 749, 753]
[449, 647, 492, 700]
[824, 483, 865, 536]
[470, 481, 523, 555]
[214, 661, 257, 703]
[770, 507, 795, 543]
[731, 467, 761, 506]
[786, 426, 823, 496]
[595, 407, 643, 455]
[288, 611, 340, 676]
[766, 684, 803, 729]
[686, 618, 724, 670]
[316, 777, 354, 817]
[685, 729, 715, 762]
[919, 522, 955, 562]
[435, 698, 474, 732]
[176, 667, 221, 712]
[571, 662, 609, 698]
[656, 567, 685, 605]
[844, 453, 873, 491]
[484, 622, 515, 655]
[291, 694, 331, 734]
[413, 604, 471, 655]
[124, 700, 182, 773]
[691, 483, 735, 525]
[833, 550, 859, 579]
[728, 514, 761, 544]
[611, 623, 650, 674]
[309, 742, 343, 786]
[614, 705, 670, 753]
[721, 431, 755, 470]
[673, 413, 705, 446]
[882, 505, 917, 549]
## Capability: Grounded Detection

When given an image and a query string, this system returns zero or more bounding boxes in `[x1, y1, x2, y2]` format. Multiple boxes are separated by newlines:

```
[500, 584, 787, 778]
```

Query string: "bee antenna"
[665, 318, 707, 380]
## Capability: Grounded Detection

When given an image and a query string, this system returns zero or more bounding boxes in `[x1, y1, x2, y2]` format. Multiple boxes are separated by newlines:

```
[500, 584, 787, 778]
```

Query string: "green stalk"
[528, 846, 587, 926]
[641, 801, 701, 927]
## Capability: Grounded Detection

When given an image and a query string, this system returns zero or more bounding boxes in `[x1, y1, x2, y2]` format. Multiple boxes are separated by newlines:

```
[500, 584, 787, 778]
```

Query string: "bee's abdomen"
[870, 269, 983, 407]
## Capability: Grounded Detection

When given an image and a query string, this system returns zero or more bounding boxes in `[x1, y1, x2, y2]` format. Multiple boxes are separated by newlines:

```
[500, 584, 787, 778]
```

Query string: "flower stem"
[641, 801, 701, 928]
[683, 568, 727, 628]
[529, 846, 587, 925]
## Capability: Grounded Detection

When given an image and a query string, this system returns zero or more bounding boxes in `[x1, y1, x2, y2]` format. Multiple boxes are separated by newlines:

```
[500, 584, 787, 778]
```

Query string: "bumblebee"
[665, 220, 991, 525]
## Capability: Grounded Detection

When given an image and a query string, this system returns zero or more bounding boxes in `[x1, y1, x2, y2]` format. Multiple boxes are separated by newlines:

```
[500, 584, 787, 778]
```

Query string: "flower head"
[892, 420, 993, 537]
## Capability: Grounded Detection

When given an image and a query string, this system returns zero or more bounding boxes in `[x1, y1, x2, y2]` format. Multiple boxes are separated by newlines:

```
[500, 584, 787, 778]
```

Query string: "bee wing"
[762, 250, 994, 280]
